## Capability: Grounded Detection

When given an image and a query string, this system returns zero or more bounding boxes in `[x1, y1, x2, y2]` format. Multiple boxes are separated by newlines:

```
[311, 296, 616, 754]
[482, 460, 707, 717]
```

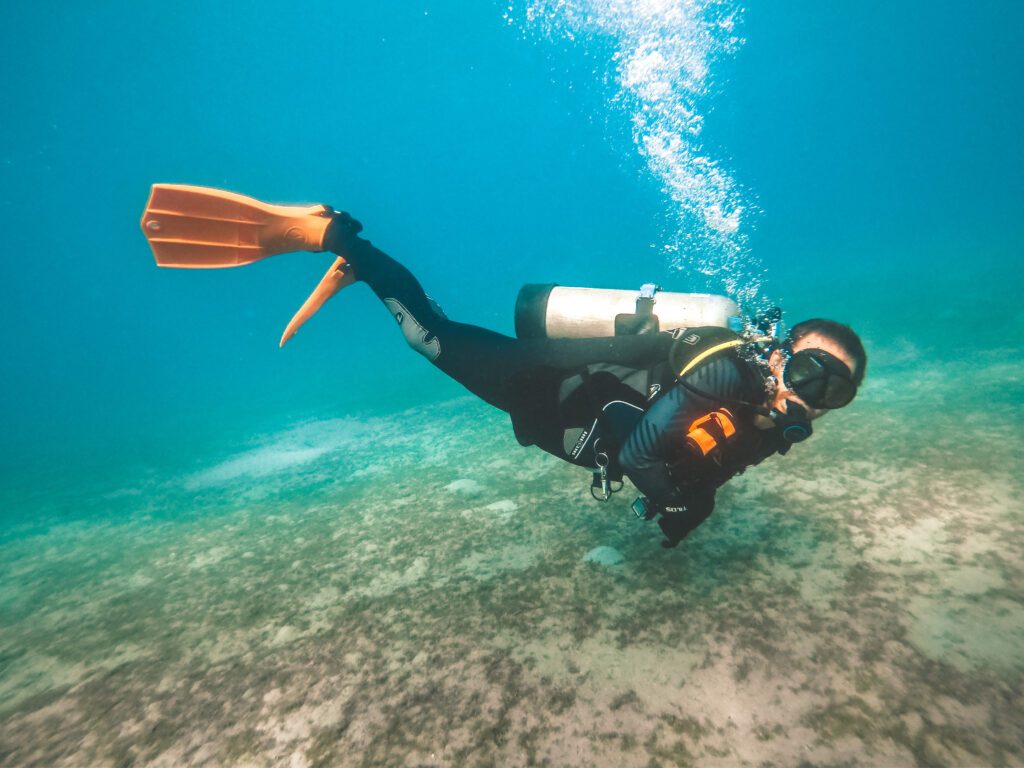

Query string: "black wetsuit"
[329, 219, 788, 545]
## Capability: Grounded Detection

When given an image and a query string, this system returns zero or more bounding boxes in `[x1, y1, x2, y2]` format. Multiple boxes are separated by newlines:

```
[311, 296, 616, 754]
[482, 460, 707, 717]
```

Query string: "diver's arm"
[619, 387, 718, 546]
[614, 382, 720, 514]
[618, 384, 700, 508]
[619, 357, 743, 501]
[619, 357, 746, 544]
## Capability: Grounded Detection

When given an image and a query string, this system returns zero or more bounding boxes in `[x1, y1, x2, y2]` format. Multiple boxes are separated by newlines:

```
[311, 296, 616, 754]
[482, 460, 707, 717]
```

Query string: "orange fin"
[140, 184, 334, 268]
[279, 257, 356, 347]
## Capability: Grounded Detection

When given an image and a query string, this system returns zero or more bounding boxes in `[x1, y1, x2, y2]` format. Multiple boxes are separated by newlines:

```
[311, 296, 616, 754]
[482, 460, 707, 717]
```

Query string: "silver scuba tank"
[514, 283, 740, 339]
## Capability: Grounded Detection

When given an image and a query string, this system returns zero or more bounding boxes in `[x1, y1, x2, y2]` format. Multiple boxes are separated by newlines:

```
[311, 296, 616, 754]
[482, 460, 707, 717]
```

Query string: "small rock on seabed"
[584, 546, 624, 566]
[444, 478, 484, 495]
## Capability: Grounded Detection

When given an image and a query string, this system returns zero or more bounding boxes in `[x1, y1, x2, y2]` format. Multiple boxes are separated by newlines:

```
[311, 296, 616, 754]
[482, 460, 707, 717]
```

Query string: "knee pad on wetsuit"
[383, 298, 442, 361]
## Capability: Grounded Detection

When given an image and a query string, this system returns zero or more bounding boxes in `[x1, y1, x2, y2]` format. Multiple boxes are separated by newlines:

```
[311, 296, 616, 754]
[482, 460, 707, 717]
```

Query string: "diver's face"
[768, 333, 858, 420]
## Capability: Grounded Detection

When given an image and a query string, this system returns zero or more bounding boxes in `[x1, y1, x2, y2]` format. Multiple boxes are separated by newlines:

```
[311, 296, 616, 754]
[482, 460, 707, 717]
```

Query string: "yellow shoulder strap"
[678, 338, 744, 377]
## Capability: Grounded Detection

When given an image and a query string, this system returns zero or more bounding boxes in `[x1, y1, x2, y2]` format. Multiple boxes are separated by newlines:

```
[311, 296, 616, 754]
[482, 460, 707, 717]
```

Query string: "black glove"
[657, 510, 692, 548]
[654, 488, 717, 549]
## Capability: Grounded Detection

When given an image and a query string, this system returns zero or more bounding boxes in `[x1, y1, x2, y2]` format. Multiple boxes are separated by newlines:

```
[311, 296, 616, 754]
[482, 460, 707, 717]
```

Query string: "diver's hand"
[636, 498, 693, 548]
[657, 507, 690, 548]
[654, 489, 716, 549]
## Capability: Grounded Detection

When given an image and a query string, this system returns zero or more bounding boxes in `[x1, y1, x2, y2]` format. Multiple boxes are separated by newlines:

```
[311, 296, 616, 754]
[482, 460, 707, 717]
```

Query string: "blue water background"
[1, 1, 1022, 506]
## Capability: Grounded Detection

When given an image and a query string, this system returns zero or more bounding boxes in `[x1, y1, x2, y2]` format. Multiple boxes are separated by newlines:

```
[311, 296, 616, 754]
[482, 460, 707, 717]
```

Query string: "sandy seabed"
[1, 345, 1022, 767]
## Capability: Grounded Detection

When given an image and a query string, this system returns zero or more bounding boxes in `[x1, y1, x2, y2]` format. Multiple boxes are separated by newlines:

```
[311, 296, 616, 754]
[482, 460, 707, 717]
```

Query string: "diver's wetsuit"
[328, 217, 787, 545]
[327, 219, 673, 451]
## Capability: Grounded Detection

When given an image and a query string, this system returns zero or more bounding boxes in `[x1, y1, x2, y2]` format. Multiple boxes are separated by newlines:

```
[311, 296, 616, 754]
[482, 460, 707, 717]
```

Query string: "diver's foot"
[323, 211, 364, 253]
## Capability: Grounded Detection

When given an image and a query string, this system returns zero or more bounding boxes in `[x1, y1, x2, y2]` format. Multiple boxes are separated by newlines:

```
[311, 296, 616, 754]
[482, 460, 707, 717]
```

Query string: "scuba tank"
[514, 283, 740, 339]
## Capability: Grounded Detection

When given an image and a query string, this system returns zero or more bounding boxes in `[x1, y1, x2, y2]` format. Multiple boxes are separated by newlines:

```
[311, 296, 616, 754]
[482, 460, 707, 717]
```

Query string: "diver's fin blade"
[140, 184, 335, 268]
[279, 257, 355, 347]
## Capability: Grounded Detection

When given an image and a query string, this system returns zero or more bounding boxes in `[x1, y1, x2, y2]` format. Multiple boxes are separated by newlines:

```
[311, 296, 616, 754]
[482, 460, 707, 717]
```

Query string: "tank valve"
[638, 283, 660, 301]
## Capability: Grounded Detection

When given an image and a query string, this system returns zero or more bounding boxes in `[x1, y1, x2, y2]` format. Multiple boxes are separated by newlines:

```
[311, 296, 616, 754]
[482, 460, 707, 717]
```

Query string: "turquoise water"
[2, 1, 1023, 765]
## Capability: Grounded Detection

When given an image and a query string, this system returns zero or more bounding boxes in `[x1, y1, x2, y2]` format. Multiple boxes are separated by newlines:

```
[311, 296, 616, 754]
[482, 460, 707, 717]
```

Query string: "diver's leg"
[325, 216, 667, 411]
[325, 216, 526, 411]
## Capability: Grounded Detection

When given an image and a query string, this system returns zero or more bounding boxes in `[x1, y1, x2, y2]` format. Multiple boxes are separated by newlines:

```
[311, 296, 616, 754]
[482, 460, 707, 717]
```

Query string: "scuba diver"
[141, 185, 867, 548]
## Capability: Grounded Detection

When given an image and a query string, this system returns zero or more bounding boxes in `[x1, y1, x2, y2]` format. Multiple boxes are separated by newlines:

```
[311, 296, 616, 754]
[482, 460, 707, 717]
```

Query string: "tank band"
[514, 283, 557, 339]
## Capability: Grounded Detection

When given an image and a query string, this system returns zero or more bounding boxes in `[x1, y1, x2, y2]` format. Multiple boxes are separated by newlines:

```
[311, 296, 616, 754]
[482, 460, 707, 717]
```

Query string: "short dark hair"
[787, 319, 867, 385]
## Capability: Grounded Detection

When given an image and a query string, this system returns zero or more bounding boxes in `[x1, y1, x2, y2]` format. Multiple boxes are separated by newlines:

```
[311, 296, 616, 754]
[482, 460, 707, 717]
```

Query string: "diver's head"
[767, 318, 867, 419]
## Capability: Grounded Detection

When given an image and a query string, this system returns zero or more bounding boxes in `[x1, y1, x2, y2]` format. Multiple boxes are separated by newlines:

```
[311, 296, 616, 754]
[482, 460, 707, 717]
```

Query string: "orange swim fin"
[140, 184, 334, 268]
[142, 184, 356, 345]
[279, 256, 356, 347]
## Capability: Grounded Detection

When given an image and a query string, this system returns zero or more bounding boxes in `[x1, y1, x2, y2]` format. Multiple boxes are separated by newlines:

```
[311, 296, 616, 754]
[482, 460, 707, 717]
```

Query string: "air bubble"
[510, 0, 767, 312]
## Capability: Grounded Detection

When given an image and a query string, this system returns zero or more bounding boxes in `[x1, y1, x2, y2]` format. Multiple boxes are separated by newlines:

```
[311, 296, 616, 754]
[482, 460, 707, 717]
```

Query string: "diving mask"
[782, 346, 857, 410]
